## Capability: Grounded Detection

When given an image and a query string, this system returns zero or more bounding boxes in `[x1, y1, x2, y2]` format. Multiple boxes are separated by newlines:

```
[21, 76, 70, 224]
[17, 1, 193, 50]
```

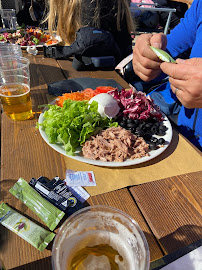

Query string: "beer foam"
[54, 211, 148, 270]
[0, 83, 30, 97]
[78, 254, 111, 270]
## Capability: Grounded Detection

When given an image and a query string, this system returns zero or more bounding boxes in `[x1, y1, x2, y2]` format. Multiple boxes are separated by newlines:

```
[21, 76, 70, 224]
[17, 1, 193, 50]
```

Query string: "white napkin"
[161, 245, 202, 270]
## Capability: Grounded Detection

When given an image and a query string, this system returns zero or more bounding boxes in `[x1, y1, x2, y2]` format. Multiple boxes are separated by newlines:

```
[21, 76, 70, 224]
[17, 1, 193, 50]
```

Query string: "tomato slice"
[95, 86, 116, 93]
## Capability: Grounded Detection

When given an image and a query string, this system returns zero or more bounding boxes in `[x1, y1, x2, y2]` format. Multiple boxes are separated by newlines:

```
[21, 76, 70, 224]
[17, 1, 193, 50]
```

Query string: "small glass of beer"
[0, 57, 33, 121]
[52, 205, 150, 270]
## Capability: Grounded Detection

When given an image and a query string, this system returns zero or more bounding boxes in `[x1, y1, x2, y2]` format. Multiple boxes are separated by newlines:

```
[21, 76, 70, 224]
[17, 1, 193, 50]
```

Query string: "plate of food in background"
[0, 27, 60, 48]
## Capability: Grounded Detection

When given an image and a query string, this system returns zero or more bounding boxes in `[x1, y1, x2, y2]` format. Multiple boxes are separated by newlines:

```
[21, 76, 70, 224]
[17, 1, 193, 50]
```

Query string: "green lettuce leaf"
[38, 99, 118, 155]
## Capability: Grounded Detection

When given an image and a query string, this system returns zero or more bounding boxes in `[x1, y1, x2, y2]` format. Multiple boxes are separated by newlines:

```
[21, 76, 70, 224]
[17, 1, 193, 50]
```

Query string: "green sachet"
[9, 177, 65, 231]
[150, 46, 176, 63]
[0, 202, 55, 251]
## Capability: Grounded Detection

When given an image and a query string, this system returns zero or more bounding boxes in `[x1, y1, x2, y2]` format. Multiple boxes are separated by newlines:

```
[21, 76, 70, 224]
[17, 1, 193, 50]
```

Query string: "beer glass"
[52, 205, 150, 270]
[0, 57, 33, 120]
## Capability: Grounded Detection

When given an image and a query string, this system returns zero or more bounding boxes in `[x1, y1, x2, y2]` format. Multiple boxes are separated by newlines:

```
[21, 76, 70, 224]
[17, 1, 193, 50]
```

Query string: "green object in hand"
[150, 46, 176, 63]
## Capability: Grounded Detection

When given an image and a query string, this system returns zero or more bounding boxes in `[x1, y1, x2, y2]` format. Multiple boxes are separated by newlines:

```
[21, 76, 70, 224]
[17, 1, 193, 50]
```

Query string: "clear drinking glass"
[0, 9, 17, 29]
[0, 57, 33, 121]
[52, 205, 150, 270]
[0, 44, 22, 58]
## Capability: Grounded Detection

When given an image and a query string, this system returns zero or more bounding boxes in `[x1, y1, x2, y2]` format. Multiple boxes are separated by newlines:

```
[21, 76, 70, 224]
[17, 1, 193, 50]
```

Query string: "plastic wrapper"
[29, 176, 86, 216]
[0, 202, 55, 251]
[9, 177, 65, 231]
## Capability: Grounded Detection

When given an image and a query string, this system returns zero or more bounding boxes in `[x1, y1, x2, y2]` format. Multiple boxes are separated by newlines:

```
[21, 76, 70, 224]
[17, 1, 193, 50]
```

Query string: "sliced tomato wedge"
[95, 86, 116, 93]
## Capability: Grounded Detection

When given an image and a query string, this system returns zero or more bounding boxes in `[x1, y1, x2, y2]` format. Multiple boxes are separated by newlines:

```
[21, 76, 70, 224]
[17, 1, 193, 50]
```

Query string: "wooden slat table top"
[130, 171, 202, 254]
[0, 52, 201, 269]
[57, 58, 130, 88]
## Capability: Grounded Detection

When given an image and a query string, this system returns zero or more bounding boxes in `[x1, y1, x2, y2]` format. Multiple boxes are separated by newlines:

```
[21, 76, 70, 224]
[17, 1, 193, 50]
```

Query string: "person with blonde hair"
[45, 0, 135, 60]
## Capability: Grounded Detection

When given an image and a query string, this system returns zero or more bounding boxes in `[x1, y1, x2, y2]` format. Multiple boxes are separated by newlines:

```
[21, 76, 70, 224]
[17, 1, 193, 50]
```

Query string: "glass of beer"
[0, 57, 33, 121]
[52, 205, 150, 270]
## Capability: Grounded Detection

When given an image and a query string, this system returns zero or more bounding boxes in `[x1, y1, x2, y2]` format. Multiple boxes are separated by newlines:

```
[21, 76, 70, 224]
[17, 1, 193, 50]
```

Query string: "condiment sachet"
[9, 177, 65, 231]
[0, 202, 55, 251]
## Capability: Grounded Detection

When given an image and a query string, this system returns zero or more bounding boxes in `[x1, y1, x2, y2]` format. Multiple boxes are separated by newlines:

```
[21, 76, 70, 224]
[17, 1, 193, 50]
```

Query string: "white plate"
[21, 44, 44, 49]
[38, 104, 173, 167]
[21, 40, 60, 49]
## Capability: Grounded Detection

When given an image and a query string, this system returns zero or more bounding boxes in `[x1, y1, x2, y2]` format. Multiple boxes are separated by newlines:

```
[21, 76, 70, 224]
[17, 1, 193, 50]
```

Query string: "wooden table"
[0, 51, 201, 270]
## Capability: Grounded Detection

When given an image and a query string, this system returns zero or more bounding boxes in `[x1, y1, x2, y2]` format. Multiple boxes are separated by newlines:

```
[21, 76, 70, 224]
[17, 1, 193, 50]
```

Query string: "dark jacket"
[81, 0, 133, 59]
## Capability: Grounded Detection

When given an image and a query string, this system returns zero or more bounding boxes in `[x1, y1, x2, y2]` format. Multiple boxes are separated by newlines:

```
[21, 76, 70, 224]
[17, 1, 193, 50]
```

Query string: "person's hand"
[160, 58, 202, 109]
[132, 33, 167, 81]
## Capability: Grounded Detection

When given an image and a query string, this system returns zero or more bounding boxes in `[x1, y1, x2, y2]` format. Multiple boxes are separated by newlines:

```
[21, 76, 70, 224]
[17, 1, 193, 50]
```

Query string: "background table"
[0, 51, 201, 270]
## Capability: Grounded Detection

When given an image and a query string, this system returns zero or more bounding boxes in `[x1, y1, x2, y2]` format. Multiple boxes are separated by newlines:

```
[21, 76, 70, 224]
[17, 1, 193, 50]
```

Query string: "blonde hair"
[45, 0, 135, 45]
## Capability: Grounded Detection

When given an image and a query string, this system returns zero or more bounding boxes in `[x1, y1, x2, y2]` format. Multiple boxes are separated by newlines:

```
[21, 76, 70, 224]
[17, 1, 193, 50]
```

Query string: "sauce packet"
[0, 202, 55, 251]
[65, 169, 96, 186]
[29, 176, 87, 216]
[9, 177, 65, 231]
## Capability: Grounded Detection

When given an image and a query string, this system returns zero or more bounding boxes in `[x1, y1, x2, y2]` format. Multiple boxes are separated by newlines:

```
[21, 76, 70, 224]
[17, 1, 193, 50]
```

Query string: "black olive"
[133, 119, 139, 125]
[144, 133, 152, 141]
[136, 129, 145, 137]
[120, 121, 127, 128]
[159, 125, 168, 131]
[127, 122, 137, 129]
[145, 123, 153, 130]
[149, 142, 157, 150]
[153, 122, 160, 128]
[151, 126, 157, 134]
[127, 118, 134, 124]
[157, 130, 166, 136]
[150, 137, 158, 143]
[129, 127, 136, 134]
[158, 138, 165, 145]
[150, 118, 157, 123]
[139, 122, 145, 128]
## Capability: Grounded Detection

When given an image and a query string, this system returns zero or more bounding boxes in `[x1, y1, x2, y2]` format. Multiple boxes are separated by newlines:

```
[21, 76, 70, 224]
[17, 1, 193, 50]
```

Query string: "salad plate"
[0, 27, 58, 48]
[38, 102, 173, 167]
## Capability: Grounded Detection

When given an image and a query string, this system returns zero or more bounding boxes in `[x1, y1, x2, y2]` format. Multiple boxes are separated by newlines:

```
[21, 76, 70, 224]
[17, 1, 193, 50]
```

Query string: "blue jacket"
[150, 0, 202, 150]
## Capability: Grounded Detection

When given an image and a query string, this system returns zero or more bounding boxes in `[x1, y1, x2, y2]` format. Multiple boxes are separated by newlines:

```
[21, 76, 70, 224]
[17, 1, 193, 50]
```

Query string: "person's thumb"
[176, 57, 202, 66]
[150, 33, 167, 50]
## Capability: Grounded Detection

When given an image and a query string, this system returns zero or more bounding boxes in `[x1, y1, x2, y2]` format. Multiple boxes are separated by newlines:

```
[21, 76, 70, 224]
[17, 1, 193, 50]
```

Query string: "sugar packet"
[65, 169, 96, 186]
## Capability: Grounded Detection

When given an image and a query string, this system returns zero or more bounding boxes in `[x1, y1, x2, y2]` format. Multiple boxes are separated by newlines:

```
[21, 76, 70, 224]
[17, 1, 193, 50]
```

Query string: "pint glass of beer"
[52, 205, 150, 270]
[0, 57, 33, 121]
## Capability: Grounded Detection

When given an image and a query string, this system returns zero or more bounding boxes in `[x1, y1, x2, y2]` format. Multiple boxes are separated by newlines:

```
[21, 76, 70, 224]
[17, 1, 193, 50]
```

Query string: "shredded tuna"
[82, 127, 149, 162]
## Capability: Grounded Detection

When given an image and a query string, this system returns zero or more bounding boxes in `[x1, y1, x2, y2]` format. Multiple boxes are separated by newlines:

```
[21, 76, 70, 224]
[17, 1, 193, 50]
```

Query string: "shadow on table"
[160, 224, 202, 254]
[29, 62, 69, 88]
[11, 256, 52, 270]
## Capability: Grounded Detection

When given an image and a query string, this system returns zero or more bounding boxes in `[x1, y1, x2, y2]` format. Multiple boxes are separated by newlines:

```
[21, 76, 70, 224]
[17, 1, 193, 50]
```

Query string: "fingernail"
[176, 59, 185, 64]
[151, 43, 161, 49]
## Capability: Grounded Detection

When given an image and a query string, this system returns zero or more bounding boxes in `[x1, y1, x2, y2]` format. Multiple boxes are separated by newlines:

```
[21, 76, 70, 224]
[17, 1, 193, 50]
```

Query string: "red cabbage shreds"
[108, 88, 164, 121]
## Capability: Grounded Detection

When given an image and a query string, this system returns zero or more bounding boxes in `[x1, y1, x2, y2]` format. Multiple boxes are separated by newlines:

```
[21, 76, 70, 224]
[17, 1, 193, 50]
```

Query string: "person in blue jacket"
[132, 0, 202, 151]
